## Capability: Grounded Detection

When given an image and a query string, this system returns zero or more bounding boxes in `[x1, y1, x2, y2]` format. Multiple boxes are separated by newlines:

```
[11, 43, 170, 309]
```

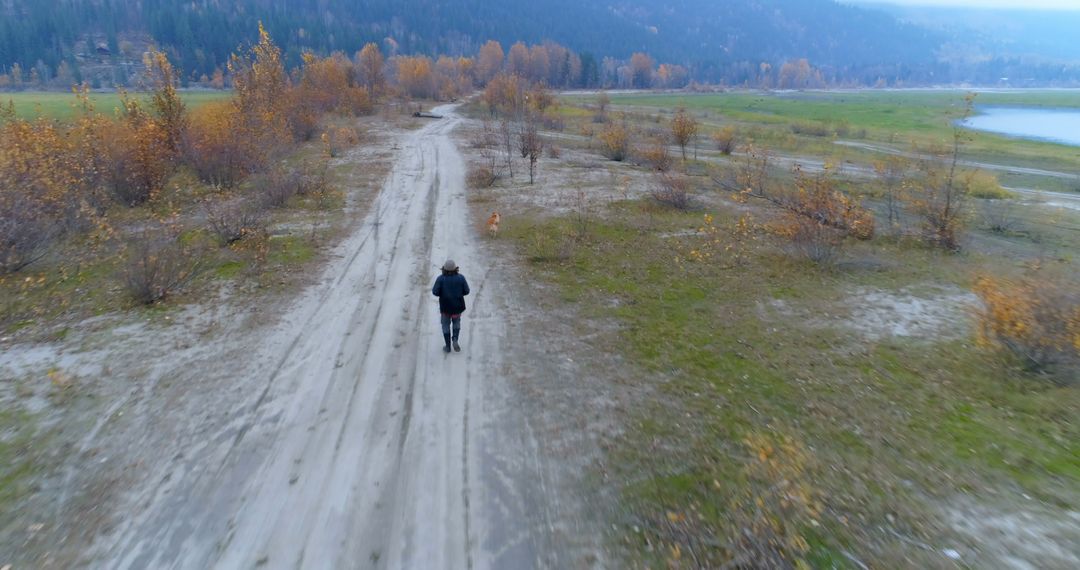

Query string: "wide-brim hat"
[442, 259, 459, 271]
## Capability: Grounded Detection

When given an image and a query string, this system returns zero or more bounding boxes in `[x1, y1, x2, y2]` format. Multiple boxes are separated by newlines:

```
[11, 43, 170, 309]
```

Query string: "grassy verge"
[508, 201, 1079, 567]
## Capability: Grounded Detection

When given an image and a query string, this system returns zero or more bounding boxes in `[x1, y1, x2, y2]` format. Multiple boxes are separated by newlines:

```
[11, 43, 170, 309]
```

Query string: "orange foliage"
[395, 55, 435, 99]
[975, 272, 1080, 375]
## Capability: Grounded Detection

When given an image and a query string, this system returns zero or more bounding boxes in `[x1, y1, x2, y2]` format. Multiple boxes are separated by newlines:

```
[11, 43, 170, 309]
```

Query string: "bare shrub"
[782, 215, 845, 265]
[258, 168, 299, 208]
[467, 164, 498, 189]
[204, 199, 267, 246]
[546, 144, 561, 159]
[906, 94, 977, 251]
[119, 223, 202, 304]
[650, 172, 694, 210]
[874, 155, 909, 236]
[0, 194, 56, 274]
[981, 200, 1020, 234]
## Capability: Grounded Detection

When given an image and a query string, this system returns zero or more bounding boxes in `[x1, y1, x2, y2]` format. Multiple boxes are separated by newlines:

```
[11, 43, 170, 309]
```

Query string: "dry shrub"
[650, 172, 694, 210]
[788, 168, 875, 240]
[975, 272, 1080, 379]
[712, 126, 738, 155]
[342, 87, 374, 116]
[467, 164, 498, 189]
[772, 168, 874, 264]
[981, 200, 1020, 234]
[725, 432, 823, 569]
[599, 122, 631, 162]
[546, 144, 562, 159]
[790, 121, 832, 137]
[639, 137, 673, 172]
[525, 228, 574, 263]
[184, 101, 263, 188]
[100, 112, 172, 207]
[322, 126, 360, 158]
[778, 213, 845, 265]
[0, 194, 56, 274]
[204, 199, 267, 245]
[119, 222, 202, 304]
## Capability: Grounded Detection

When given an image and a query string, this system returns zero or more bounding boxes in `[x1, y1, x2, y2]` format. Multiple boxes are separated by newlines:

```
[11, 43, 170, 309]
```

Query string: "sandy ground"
[2, 105, 604, 568]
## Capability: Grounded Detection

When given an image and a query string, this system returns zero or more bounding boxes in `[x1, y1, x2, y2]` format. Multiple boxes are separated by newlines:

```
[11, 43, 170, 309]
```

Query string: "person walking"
[432, 259, 470, 353]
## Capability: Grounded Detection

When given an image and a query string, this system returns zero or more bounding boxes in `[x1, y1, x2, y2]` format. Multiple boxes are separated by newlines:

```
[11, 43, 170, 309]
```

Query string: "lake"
[964, 107, 1080, 146]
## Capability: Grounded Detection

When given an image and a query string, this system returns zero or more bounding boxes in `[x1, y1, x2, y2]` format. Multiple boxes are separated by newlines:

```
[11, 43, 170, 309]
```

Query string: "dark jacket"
[432, 272, 470, 315]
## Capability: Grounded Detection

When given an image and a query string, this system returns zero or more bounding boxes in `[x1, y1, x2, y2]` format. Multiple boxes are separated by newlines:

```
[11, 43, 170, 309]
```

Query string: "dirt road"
[94, 105, 586, 569]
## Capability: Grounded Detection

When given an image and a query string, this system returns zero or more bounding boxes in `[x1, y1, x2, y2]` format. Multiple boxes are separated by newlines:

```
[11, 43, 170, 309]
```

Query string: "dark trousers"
[440, 314, 461, 340]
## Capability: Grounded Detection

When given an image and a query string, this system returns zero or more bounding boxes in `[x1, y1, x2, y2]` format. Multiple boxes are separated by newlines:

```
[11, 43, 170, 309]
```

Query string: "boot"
[452, 331, 461, 352]
[443, 333, 452, 353]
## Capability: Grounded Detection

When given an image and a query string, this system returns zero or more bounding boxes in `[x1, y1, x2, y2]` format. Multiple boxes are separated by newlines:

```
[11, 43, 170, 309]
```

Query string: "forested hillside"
[1, 0, 1078, 88]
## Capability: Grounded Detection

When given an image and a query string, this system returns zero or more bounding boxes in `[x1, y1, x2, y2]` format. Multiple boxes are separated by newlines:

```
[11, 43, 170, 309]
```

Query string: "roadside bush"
[204, 199, 268, 245]
[598, 122, 631, 162]
[185, 101, 262, 188]
[119, 223, 202, 304]
[975, 273, 1080, 380]
[712, 126, 738, 155]
[467, 164, 498, 189]
[650, 172, 694, 210]
[100, 116, 172, 207]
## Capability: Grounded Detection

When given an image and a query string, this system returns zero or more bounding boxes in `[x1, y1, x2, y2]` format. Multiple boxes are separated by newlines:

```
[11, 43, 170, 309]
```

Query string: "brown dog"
[486, 211, 501, 238]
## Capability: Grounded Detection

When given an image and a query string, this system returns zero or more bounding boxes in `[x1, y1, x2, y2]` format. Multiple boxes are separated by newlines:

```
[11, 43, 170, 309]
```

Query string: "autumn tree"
[670, 107, 699, 161]
[629, 52, 654, 89]
[356, 42, 386, 96]
[507, 42, 529, 78]
[395, 55, 435, 99]
[143, 49, 188, 155]
[476, 40, 504, 85]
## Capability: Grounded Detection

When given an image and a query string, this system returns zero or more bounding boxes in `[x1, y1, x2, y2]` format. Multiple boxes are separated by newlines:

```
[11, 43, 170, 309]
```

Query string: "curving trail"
[98, 105, 567, 569]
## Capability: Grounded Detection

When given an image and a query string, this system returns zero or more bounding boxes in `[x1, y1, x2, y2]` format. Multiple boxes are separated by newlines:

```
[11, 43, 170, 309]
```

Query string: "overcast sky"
[857, 0, 1080, 8]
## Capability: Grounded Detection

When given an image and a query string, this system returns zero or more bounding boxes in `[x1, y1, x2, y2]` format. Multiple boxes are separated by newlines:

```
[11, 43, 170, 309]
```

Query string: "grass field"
[510, 200, 1080, 567]
[2, 90, 232, 120]
[495, 89, 1080, 566]
[565, 90, 1080, 180]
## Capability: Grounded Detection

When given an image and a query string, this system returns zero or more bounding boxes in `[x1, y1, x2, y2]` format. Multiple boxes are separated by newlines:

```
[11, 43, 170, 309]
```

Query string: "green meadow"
[2, 90, 232, 121]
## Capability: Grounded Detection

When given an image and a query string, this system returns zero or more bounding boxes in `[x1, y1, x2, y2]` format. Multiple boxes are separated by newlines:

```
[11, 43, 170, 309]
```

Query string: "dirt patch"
[846, 286, 980, 341]
[945, 499, 1080, 569]
[763, 285, 979, 343]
